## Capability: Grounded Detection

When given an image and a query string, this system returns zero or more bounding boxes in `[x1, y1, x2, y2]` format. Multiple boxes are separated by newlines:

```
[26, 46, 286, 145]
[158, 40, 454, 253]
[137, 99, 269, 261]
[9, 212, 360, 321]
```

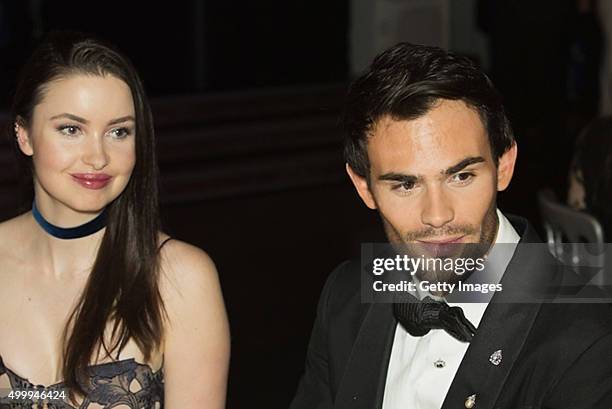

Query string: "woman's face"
[17, 74, 136, 220]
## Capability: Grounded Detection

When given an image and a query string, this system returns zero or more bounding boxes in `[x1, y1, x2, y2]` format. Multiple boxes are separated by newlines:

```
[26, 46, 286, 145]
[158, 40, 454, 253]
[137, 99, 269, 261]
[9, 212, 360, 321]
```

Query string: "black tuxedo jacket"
[290, 216, 612, 409]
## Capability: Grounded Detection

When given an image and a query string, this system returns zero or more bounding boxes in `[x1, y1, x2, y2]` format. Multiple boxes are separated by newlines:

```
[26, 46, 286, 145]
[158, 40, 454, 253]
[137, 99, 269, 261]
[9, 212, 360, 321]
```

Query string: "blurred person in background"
[567, 116, 612, 240]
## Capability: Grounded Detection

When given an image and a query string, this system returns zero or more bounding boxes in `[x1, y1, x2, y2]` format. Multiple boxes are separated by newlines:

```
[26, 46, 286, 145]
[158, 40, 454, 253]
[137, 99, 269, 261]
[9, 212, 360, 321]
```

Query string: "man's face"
[347, 99, 517, 278]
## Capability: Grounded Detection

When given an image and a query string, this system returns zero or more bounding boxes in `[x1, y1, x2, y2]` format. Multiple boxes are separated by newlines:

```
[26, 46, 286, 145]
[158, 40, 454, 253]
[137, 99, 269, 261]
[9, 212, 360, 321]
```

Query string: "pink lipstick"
[70, 173, 112, 190]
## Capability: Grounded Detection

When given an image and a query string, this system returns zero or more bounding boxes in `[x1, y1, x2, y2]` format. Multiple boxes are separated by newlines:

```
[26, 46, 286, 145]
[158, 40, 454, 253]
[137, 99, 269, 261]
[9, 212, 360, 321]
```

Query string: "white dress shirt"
[382, 209, 520, 409]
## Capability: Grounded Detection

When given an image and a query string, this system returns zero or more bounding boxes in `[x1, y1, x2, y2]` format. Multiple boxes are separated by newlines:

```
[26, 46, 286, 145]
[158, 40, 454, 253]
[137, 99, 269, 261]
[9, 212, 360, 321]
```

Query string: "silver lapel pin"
[489, 349, 503, 366]
[465, 394, 477, 408]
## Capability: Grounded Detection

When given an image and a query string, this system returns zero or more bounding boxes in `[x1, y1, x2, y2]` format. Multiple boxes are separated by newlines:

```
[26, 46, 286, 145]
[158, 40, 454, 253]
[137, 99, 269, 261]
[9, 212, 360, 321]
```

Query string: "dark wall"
[203, 1, 348, 90]
[162, 185, 383, 408]
[0, 0, 349, 107]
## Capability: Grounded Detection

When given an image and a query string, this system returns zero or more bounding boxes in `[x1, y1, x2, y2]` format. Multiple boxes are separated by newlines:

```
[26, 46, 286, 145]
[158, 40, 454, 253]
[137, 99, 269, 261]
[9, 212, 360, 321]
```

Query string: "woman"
[0, 31, 230, 408]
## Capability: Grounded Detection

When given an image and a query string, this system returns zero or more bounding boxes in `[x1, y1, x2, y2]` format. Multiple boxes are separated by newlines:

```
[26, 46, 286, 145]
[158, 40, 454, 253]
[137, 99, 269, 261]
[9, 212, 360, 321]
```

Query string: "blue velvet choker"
[31, 201, 108, 239]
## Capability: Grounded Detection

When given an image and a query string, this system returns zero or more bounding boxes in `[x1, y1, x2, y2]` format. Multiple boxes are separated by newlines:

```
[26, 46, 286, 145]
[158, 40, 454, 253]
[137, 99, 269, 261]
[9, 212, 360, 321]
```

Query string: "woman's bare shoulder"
[0, 212, 30, 233]
[157, 236, 220, 303]
[155, 237, 229, 406]
[0, 212, 32, 254]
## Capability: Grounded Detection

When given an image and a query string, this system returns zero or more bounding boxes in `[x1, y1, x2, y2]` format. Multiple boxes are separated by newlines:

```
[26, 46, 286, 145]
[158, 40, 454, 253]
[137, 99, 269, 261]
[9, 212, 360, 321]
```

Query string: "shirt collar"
[495, 208, 520, 244]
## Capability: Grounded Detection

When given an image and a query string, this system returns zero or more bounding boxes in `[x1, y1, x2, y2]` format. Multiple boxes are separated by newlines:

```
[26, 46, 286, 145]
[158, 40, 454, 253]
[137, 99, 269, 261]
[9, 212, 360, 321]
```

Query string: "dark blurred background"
[0, 0, 608, 407]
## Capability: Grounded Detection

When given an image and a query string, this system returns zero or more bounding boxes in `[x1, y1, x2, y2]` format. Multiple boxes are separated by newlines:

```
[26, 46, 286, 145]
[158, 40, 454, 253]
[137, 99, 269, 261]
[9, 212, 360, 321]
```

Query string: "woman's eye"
[57, 125, 80, 136]
[110, 127, 131, 139]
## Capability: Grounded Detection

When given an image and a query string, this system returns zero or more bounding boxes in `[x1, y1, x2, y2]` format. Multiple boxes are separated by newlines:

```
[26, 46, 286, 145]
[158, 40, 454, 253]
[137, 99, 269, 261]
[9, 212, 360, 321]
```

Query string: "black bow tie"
[393, 295, 477, 342]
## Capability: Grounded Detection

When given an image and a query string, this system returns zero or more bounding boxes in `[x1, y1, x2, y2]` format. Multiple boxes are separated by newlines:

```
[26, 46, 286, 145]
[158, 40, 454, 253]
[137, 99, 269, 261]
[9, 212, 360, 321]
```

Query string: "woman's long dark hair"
[10, 31, 165, 398]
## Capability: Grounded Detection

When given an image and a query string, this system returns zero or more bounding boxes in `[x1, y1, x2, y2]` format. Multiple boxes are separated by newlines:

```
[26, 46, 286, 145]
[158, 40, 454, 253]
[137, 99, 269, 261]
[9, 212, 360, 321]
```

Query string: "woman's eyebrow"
[108, 115, 135, 125]
[49, 113, 135, 126]
[49, 113, 88, 124]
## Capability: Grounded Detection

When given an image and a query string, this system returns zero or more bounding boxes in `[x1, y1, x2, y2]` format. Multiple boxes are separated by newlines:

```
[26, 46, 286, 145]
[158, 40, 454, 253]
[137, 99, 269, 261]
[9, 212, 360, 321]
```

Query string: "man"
[290, 43, 612, 409]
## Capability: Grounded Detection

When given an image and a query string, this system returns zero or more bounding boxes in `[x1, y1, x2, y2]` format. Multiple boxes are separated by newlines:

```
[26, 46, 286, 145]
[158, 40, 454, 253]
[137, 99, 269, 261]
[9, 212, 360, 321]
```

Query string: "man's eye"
[393, 181, 416, 191]
[452, 172, 474, 183]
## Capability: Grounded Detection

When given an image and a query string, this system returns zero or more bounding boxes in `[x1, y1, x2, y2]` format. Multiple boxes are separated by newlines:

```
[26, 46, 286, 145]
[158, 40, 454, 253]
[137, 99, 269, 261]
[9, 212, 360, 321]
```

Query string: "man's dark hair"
[343, 42, 515, 178]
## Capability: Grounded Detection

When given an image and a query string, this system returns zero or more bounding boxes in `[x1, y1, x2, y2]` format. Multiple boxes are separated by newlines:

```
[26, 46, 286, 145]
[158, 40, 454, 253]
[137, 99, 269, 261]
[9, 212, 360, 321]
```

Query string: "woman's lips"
[70, 173, 112, 190]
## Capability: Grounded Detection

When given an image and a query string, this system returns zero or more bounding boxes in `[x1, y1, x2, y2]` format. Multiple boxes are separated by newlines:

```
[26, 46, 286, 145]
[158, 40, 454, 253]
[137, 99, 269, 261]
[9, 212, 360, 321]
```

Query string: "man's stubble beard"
[378, 198, 499, 289]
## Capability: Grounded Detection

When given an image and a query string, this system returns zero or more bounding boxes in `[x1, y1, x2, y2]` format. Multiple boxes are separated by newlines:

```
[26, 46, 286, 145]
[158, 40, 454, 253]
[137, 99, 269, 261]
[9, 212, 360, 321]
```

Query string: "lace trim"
[0, 357, 164, 408]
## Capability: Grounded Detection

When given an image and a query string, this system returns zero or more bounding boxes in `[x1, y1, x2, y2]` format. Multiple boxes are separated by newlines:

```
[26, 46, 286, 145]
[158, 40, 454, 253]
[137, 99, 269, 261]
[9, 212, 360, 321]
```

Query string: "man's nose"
[420, 185, 454, 229]
[82, 135, 109, 170]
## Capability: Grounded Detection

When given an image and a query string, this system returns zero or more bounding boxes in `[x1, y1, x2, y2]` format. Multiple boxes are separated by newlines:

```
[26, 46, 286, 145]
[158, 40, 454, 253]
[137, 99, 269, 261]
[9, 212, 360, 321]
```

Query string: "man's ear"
[15, 119, 34, 156]
[497, 142, 517, 191]
[346, 163, 377, 209]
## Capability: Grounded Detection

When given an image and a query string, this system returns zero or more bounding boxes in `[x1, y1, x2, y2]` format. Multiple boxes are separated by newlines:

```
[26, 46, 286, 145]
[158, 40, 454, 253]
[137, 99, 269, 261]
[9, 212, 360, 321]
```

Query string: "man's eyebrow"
[377, 156, 485, 183]
[378, 173, 419, 184]
[443, 156, 485, 175]
[49, 113, 135, 126]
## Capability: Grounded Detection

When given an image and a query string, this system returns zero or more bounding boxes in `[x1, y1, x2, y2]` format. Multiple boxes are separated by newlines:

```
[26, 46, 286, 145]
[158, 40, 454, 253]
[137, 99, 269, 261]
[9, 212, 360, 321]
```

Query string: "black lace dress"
[0, 239, 171, 408]
[0, 355, 164, 408]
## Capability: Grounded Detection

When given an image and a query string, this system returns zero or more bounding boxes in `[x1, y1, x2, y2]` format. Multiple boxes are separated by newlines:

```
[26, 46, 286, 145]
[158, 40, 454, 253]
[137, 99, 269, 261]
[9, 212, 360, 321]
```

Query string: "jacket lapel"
[440, 293, 542, 408]
[334, 301, 397, 409]
[442, 215, 555, 409]
[335, 215, 553, 409]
